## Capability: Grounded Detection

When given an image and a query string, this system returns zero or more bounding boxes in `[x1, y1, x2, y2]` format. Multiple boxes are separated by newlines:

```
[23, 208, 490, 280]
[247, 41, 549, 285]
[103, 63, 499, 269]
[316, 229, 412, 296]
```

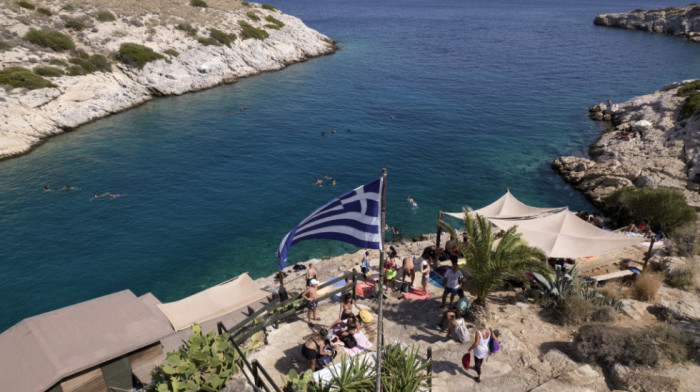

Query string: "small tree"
[148, 324, 240, 392]
[440, 211, 550, 307]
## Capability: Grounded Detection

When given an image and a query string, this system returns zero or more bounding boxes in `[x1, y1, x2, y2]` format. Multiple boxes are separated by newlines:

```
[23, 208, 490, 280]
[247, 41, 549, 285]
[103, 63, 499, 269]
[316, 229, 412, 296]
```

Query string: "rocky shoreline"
[0, 0, 336, 160]
[552, 80, 700, 207]
[594, 4, 700, 42]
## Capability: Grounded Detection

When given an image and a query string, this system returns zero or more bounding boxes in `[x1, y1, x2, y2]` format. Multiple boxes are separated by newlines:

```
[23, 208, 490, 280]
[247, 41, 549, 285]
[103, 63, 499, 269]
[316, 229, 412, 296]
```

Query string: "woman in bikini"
[338, 293, 362, 321]
[301, 328, 332, 371]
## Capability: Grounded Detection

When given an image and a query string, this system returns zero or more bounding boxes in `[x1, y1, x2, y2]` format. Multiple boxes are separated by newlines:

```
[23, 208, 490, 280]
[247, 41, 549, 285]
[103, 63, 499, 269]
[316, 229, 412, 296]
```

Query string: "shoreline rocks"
[0, 1, 337, 160]
[552, 80, 700, 207]
[594, 5, 700, 42]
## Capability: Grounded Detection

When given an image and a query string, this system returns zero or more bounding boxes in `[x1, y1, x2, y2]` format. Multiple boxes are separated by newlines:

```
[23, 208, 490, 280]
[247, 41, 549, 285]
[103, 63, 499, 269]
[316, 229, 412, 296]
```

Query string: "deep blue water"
[1, 0, 698, 331]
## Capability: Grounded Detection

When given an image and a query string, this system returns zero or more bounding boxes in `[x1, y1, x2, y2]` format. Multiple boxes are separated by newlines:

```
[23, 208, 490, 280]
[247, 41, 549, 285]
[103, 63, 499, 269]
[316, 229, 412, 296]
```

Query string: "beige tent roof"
[0, 290, 174, 392]
[445, 189, 564, 220]
[488, 209, 642, 258]
[157, 272, 269, 331]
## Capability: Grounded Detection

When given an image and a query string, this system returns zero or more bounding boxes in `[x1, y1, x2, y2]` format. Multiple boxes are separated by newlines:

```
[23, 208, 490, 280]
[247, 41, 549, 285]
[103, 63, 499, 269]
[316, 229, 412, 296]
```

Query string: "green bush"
[210, 28, 236, 47]
[265, 15, 284, 30]
[246, 11, 260, 21]
[242, 1, 250, 6]
[117, 42, 164, 69]
[33, 66, 64, 77]
[197, 36, 219, 46]
[667, 259, 697, 289]
[69, 57, 97, 74]
[148, 324, 240, 392]
[49, 58, 68, 67]
[23, 28, 75, 51]
[163, 48, 180, 57]
[0, 67, 55, 89]
[190, 0, 208, 7]
[575, 323, 697, 367]
[238, 21, 269, 40]
[64, 18, 86, 31]
[175, 23, 198, 36]
[650, 7, 677, 13]
[67, 65, 84, 76]
[600, 186, 696, 234]
[678, 81, 700, 118]
[17, 1, 35, 10]
[96, 10, 116, 22]
[0, 40, 10, 51]
[36, 7, 51, 16]
[632, 8, 645, 13]
[90, 54, 111, 72]
[261, 3, 277, 11]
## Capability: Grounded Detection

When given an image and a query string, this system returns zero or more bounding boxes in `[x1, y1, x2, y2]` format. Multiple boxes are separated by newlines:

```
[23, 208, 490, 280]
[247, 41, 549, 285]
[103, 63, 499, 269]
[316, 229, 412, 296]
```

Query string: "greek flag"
[276, 178, 383, 269]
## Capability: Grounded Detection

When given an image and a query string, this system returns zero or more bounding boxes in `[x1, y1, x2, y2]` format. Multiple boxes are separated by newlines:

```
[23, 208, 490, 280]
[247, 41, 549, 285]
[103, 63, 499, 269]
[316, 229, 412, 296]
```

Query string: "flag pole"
[375, 168, 387, 392]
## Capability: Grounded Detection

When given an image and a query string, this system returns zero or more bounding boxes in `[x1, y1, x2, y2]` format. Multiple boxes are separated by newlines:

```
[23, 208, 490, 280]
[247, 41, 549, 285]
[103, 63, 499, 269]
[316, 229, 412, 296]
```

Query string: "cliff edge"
[0, 0, 336, 159]
[594, 5, 700, 42]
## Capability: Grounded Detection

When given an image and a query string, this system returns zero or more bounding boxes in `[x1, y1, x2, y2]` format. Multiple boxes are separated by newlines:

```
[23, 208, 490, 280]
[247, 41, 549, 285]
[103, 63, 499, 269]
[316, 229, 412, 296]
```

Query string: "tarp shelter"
[488, 209, 642, 258]
[0, 290, 174, 392]
[444, 189, 564, 220]
[157, 272, 269, 331]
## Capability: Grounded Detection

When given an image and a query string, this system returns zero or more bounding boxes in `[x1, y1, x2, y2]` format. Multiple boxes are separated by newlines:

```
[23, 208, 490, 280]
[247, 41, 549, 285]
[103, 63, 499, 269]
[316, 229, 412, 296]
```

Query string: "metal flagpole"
[375, 168, 387, 392]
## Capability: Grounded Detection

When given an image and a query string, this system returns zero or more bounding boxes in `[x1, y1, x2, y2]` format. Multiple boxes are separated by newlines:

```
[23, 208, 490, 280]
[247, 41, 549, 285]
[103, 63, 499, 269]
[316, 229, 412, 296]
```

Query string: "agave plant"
[282, 368, 331, 392]
[532, 264, 578, 308]
[381, 344, 433, 392]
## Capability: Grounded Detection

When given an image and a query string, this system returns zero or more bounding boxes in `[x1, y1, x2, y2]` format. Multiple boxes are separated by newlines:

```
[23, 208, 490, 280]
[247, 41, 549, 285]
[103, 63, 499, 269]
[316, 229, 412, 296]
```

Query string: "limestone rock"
[659, 299, 700, 321]
[531, 364, 607, 392]
[619, 299, 648, 321]
[609, 363, 700, 392]
[594, 6, 700, 42]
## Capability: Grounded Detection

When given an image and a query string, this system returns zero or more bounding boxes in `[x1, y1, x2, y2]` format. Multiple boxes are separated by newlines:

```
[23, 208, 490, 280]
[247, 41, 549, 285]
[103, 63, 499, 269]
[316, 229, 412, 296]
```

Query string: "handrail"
[218, 322, 280, 392]
[253, 359, 281, 392]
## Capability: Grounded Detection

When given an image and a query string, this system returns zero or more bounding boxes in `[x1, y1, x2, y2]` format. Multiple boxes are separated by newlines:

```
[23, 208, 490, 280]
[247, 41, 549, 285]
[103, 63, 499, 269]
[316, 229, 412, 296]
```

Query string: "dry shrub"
[667, 259, 698, 289]
[554, 293, 595, 325]
[668, 222, 699, 257]
[592, 306, 617, 323]
[628, 272, 662, 301]
[596, 283, 623, 300]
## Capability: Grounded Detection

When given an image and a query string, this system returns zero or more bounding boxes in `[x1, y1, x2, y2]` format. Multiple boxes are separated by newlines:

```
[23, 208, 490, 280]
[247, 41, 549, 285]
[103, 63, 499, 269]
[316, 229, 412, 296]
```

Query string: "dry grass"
[628, 272, 663, 301]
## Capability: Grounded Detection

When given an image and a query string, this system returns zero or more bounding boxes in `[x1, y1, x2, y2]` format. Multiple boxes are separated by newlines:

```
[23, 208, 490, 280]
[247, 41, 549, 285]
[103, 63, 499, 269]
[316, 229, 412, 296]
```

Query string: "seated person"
[446, 310, 467, 341]
[330, 314, 360, 348]
[655, 230, 666, 241]
[437, 289, 468, 330]
[302, 328, 334, 371]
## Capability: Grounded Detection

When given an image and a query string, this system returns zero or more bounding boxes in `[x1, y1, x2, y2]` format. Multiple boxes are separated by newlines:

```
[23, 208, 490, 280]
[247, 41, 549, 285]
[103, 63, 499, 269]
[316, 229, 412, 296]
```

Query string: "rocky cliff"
[0, 0, 336, 159]
[594, 4, 700, 42]
[552, 80, 700, 207]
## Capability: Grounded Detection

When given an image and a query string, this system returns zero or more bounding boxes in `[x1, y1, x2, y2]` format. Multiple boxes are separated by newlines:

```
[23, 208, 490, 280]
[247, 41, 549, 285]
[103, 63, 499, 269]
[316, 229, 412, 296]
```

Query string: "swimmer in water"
[314, 178, 323, 186]
[330, 129, 336, 134]
[331, 178, 336, 186]
[43, 185, 51, 192]
[93, 193, 109, 200]
[321, 131, 325, 136]
[407, 196, 414, 204]
[62, 185, 74, 190]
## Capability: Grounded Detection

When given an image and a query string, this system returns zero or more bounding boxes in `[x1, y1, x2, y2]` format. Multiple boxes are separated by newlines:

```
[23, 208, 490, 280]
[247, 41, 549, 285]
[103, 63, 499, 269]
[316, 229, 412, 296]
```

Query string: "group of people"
[43, 185, 74, 192]
[313, 174, 336, 187]
[624, 219, 666, 241]
[379, 246, 432, 294]
[575, 210, 605, 228]
[43, 185, 121, 200]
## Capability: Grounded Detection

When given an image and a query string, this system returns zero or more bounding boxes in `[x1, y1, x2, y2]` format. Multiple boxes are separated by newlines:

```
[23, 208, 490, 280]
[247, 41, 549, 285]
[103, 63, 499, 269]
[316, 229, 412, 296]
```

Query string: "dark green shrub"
[17, 1, 35, 10]
[210, 28, 236, 47]
[0, 40, 10, 51]
[62, 4, 74, 11]
[67, 65, 84, 76]
[33, 66, 64, 77]
[37, 7, 51, 16]
[242, 1, 250, 6]
[265, 15, 284, 30]
[678, 81, 700, 118]
[261, 3, 277, 11]
[190, 0, 208, 7]
[89, 54, 111, 72]
[678, 80, 700, 96]
[69, 57, 98, 74]
[197, 36, 219, 46]
[0, 67, 55, 89]
[632, 9, 645, 13]
[575, 323, 697, 367]
[64, 18, 86, 31]
[601, 187, 696, 234]
[49, 58, 68, 67]
[246, 11, 260, 21]
[96, 10, 116, 22]
[23, 28, 75, 51]
[650, 7, 677, 13]
[238, 21, 269, 40]
[176, 23, 197, 36]
[73, 49, 90, 59]
[117, 42, 164, 69]
[163, 48, 180, 57]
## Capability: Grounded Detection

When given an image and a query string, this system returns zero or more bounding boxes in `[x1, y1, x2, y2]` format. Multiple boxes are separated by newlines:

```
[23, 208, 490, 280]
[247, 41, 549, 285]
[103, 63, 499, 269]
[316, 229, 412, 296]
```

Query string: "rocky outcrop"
[552, 80, 700, 207]
[594, 5, 700, 42]
[0, 1, 336, 159]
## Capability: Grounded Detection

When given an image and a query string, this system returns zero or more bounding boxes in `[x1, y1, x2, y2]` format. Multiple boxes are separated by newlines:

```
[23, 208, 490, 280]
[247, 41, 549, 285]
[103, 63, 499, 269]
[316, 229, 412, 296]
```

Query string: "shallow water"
[1, 0, 698, 330]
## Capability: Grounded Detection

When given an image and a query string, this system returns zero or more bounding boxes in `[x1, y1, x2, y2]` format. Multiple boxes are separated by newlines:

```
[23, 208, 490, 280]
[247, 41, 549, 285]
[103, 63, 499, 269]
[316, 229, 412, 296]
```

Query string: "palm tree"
[440, 210, 551, 307]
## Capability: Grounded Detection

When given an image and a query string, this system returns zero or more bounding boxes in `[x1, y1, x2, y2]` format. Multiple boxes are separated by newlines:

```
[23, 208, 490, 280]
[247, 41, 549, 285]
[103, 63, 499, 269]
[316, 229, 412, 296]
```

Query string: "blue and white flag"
[276, 178, 383, 269]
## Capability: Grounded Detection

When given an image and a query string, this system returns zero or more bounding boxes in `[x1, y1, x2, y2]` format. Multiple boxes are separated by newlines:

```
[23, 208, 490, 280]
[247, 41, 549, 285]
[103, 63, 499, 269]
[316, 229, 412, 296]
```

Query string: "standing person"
[401, 256, 415, 288]
[277, 271, 289, 302]
[420, 254, 431, 292]
[360, 251, 371, 281]
[306, 264, 318, 287]
[441, 256, 464, 308]
[468, 320, 499, 383]
[302, 279, 320, 326]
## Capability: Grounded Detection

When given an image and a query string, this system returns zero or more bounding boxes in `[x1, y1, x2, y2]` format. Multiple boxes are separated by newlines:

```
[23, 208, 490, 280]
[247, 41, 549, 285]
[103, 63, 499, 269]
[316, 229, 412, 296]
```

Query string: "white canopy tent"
[444, 189, 564, 220]
[488, 209, 641, 258]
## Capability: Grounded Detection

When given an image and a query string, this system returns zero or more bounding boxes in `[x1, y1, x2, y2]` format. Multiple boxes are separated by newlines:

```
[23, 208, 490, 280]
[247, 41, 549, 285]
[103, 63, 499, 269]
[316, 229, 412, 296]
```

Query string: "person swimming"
[61, 185, 74, 190]
[314, 178, 323, 186]
[43, 186, 51, 192]
[407, 196, 417, 206]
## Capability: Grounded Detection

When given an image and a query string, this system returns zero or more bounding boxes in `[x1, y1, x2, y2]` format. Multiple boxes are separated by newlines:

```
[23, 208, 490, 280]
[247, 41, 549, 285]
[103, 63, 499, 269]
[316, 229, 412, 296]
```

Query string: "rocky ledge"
[594, 4, 700, 42]
[552, 80, 700, 207]
[0, 0, 336, 160]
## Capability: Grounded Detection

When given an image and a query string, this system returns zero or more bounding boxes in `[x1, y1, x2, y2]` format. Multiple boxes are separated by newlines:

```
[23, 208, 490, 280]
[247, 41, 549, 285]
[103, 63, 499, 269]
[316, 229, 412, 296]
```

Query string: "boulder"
[659, 299, 700, 321]
[531, 364, 607, 392]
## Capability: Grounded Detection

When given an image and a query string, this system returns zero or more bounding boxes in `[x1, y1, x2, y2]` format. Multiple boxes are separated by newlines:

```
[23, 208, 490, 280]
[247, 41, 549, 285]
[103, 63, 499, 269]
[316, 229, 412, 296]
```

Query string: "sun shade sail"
[157, 273, 269, 331]
[488, 209, 641, 258]
[445, 189, 564, 220]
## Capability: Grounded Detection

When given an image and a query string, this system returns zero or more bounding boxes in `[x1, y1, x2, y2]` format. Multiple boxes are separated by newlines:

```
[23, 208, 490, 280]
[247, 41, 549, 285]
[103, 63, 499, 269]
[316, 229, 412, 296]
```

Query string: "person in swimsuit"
[306, 264, 318, 287]
[420, 254, 431, 292]
[301, 328, 332, 371]
[338, 293, 362, 321]
[302, 279, 320, 326]
[43, 186, 51, 192]
[360, 251, 371, 281]
[402, 256, 415, 288]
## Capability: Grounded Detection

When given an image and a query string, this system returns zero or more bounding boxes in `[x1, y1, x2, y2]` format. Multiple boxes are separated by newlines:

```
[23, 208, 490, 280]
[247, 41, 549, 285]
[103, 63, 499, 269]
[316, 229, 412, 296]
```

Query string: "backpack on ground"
[455, 323, 469, 343]
[400, 281, 410, 293]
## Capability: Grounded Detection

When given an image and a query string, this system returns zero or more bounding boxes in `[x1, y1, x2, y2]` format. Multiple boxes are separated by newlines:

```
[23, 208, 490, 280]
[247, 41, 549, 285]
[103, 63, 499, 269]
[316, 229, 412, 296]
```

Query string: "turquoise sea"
[1, 0, 699, 331]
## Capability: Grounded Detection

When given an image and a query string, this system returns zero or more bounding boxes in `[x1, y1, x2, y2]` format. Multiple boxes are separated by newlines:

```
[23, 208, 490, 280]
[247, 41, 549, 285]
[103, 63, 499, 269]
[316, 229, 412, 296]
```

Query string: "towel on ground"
[578, 255, 598, 262]
[355, 275, 380, 297]
[342, 331, 372, 356]
[399, 288, 432, 300]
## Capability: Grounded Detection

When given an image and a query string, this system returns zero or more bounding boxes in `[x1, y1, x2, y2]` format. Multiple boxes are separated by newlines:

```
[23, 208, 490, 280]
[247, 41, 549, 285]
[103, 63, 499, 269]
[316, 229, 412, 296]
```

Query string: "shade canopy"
[445, 189, 564, 220]
[488, 209, 641, 258]
[157, 273, 269, 331]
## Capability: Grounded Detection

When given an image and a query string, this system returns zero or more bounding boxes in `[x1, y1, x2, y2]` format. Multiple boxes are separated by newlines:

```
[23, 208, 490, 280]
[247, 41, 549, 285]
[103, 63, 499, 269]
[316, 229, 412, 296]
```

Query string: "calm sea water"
[1, 0, 698, 331]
